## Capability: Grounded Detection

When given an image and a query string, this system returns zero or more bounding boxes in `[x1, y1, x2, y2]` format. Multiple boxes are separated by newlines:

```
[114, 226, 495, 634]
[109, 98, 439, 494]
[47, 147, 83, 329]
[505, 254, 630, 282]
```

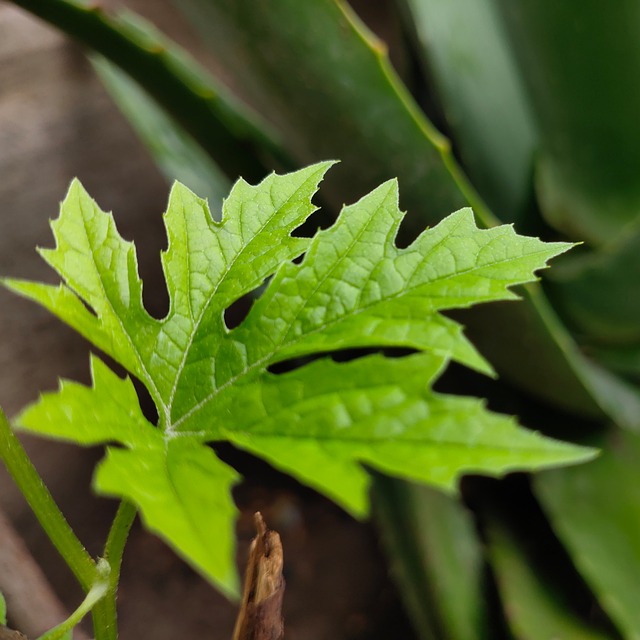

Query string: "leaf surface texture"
[4, 163, 591, 595]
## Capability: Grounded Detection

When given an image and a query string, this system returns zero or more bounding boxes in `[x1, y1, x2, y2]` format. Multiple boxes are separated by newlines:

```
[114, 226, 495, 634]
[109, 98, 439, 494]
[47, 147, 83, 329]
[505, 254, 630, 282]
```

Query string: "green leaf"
[171, 0, 638, 426]
[8, 0, 287, 182]
[496, 0, 640, 244]
[547, 222, 640, 345]
[590, 343, 640, 384]
[96, 435, 239, 595]
[486, 513, 613, 640]
[402, 0, 537, 222]
[375, 478, 488, 640]
[0, 591, 6, 626]
[92, 56, 231, 209]
[5, 164, 593, 596]
[536, 429, 640, 640]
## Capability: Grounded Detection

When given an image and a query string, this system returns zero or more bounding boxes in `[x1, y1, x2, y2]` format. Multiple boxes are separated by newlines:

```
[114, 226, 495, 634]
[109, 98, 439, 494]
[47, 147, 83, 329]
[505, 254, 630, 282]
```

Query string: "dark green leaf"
[173, 0, 492, 229]
[546, 223, 640, 345]
[375, 478, 488, 640]
[495, 0, 640, 244]
[536, 429, 640, 639]
[92, 56, 230, 209]
[402, 0, 537, 222]
[487, 514, 613, 640]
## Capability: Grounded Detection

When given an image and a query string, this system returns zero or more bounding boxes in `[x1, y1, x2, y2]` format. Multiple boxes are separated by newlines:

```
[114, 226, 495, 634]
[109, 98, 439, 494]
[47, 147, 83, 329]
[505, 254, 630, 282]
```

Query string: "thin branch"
[0, 409, 95, 591]
[0, 509, 90, 640]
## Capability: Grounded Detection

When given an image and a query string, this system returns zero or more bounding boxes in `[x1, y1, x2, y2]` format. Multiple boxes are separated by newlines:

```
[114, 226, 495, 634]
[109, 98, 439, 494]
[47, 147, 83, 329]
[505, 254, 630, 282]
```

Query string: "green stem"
[90, 501, 137, 640]
[37, 559, 111, 640]
[7, 0, 288, 181]
[0, 407, 95, 591]
[0, 407, 137, 639]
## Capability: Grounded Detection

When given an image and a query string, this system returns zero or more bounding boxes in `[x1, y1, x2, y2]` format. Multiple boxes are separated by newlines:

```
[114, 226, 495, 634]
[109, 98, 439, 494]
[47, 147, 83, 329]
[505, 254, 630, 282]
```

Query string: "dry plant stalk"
[232, 513, 284, 640]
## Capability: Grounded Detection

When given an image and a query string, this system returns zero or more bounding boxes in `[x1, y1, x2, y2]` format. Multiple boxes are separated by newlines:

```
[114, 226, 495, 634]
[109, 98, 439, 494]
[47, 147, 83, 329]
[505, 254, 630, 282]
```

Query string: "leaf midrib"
[170, 182, 397, 429]
[162, 438, 215, 565]
[171, 426, 565, 452]
[164, 176, 318, 424]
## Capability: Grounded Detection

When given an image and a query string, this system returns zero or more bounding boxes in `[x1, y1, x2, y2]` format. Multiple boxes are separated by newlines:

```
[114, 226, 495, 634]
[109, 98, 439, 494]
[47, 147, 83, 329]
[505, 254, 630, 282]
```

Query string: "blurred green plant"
[5, 0, 640, 638]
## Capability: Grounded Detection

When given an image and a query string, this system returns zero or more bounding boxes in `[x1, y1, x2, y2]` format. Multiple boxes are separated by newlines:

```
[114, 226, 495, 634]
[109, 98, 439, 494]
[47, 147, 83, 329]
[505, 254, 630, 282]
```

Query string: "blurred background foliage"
[5, 0, 640, 637]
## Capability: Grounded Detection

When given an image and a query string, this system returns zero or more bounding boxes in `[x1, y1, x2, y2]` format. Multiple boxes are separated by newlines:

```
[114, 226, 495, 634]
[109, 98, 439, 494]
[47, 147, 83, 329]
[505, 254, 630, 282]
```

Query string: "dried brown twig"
[232, 513, 285, 640]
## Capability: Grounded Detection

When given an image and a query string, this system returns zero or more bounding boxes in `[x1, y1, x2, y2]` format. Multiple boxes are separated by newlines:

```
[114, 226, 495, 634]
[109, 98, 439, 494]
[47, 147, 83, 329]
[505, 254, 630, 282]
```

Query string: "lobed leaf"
[5, 164, 592, 596]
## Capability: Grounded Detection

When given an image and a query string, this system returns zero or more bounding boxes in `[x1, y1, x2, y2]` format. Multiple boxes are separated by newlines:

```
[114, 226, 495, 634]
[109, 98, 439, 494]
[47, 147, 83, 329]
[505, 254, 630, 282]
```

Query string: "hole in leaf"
[267, 347, 416, 375]
[91, 351, 159, 426]
[223, 294, 254, 330]
[267, 353, 318, 375]
[291, 206, 332, 240]
[332, 346, 414, 362]
[130, 374, 159, 426]
[109, 198, 170, 321]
